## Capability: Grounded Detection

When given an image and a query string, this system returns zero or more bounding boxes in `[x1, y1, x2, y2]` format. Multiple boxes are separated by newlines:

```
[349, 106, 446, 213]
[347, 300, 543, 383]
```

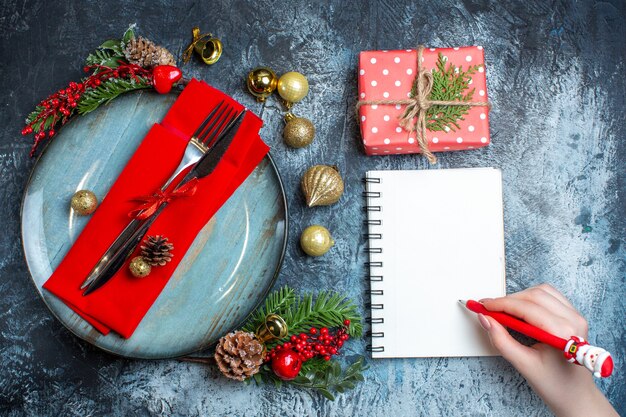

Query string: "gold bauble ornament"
[301, 165, 344, 207]
[300, 225, 335, 256]
[129, 256, 151, 278]
[277, 71, 309, 106]
[246, 67, 278, 102]
[70, 190, 98, 215]
[283, 113, 315, 148]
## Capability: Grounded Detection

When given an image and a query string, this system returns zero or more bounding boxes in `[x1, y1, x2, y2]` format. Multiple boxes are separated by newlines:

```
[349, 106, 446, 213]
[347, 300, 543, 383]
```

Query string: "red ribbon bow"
[128, 179, 199, 220]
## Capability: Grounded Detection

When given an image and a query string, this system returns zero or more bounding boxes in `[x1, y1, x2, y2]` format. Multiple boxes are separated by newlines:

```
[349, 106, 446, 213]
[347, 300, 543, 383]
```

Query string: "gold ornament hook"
[183, 27, 222, 65]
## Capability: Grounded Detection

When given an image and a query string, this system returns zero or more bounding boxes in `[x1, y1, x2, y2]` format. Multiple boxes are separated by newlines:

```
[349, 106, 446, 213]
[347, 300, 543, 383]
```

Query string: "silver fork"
[79, 101, 237, 290]
[160, 100, 236, 190]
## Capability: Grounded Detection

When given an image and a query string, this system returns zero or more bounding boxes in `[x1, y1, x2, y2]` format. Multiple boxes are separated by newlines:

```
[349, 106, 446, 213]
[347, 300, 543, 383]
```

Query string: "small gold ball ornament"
[301, 165, 344, 207]
[70, 190, 98, 215]
[300, 225, 335, 256]
[277, 71, 309, 106]
[283, 113, 315, 148]
[246, 67, 278, 102]
[129, 256, 152, 278]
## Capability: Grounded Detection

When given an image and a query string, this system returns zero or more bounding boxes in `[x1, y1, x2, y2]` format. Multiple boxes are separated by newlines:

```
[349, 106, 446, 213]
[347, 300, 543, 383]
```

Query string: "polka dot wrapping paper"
[358, 46, 490, 156]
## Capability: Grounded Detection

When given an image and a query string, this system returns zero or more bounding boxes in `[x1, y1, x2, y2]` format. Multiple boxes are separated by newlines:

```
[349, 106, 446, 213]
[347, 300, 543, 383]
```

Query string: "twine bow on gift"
[128, 179, 199, 220]
[356, 45, 491, 164]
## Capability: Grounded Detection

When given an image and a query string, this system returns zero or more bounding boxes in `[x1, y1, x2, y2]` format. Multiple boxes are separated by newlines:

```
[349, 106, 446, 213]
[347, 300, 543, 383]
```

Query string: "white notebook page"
[366, 168, 506, 358]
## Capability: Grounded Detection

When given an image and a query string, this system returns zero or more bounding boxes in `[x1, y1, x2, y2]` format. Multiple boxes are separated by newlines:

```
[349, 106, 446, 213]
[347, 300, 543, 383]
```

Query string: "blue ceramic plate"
[21, 91, 287, 359]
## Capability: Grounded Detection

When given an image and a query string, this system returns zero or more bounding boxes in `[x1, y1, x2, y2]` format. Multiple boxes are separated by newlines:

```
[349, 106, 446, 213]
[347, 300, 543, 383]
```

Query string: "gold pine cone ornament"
[301, 165, 344, 207]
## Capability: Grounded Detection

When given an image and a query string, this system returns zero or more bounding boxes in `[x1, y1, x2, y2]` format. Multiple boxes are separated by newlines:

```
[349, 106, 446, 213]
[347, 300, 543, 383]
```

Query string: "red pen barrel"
[466, 300, 567, 350]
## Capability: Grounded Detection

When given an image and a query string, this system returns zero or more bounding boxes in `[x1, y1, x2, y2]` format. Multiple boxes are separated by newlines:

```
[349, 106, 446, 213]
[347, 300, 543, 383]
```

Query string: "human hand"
[478, 284, 618, 417]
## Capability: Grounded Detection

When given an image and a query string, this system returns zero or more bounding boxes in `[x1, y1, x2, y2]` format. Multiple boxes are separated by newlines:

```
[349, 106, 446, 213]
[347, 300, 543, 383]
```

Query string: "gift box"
[357, 46, 491, 159]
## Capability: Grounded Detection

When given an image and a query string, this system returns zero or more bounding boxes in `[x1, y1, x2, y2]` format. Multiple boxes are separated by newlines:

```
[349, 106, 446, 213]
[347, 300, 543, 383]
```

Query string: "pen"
[459, 299, 614, 378]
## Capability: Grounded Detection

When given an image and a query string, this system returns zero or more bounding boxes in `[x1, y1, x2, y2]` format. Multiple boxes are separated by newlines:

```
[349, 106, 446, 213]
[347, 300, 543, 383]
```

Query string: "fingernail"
[479, 298, 492, 303]
[478, 313, 491, 331]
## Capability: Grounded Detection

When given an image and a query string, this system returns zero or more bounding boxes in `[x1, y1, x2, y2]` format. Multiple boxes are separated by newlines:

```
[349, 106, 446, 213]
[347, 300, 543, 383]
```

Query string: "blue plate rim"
[18, 92, 288, 359]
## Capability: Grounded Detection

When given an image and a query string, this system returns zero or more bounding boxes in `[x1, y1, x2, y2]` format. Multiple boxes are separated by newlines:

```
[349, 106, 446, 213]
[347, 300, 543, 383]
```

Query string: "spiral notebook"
[364, 168, 506, 358]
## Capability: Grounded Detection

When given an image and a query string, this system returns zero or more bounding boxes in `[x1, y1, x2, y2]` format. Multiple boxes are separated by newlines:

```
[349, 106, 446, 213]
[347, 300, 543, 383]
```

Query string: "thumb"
[478, 314, 537, 372]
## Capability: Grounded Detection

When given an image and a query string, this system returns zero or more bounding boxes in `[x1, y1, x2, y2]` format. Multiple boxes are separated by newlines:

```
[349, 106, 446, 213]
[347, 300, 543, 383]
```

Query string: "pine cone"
[140, 235, 174, 266]
[214, 331, 264, 381]
[124, 36, 176, 68]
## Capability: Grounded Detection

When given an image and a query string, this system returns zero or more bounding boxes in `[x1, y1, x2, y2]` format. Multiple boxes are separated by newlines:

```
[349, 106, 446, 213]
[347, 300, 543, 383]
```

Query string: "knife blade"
[82, 110, 246, 296]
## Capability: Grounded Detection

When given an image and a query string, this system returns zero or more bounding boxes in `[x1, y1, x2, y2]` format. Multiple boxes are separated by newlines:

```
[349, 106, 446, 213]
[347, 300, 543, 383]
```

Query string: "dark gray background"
[1, 0, 624, 416]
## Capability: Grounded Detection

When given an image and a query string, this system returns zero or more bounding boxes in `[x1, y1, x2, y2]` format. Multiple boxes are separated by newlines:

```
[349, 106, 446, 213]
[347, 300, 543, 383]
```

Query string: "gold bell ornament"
[183, 27, 222, 65]
[255, 314, 289, 345]
[300, 225, 334, 256]
[283, 113, 315, 148]
[277, 71, 309, 109]
[301, 165, 344, 207]
[246, 67, 278, 102]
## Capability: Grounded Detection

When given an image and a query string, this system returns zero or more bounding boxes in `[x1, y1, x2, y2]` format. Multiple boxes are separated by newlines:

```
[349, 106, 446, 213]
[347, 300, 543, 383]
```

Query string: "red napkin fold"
[43, 80, 269, 338]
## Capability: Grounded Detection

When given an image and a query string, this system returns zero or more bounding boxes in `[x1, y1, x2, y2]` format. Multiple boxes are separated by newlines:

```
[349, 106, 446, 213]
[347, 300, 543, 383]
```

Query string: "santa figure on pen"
[564, 336, 613, 378]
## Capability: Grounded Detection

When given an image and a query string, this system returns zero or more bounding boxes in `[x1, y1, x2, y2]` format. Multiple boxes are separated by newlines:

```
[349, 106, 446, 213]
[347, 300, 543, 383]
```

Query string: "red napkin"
[43, 80, 269, 338]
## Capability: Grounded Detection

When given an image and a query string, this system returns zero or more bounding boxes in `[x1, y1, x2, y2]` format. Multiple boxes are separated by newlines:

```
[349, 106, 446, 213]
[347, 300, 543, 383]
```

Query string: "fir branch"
[415, 52, 481, 133]
[241, 286, 363, 349]
[77, 76, 152, 115]
[251, 357, 368, 401]
[283, 291, 363, 340]
[290, 357, 368, 400]
[241, 286, 296, 334]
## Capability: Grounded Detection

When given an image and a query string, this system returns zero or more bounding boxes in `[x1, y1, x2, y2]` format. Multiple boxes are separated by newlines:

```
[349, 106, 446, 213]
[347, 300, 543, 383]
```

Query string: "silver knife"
[82, 110, 246, 295]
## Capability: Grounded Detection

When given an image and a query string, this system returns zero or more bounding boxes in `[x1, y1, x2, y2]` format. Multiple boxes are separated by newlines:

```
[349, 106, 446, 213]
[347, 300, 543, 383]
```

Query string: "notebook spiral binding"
[363, 176, 384, 353]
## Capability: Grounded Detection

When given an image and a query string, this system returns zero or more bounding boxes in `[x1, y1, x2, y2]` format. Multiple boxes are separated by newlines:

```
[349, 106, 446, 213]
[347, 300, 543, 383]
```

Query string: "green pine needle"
[411, 52, 482, 133]
[77, 76, 152, 115]
[85, 48, 125, 69]
[290, 357, 368, 400]
[241, 286, 363, 348]
[250, 357, 368, 401]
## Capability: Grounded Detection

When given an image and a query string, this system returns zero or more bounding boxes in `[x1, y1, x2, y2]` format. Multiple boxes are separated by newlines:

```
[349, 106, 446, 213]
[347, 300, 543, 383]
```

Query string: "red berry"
[271, 348, 303, 381]
[324, 355, 331, 361]
[83, 66, 90, 72]
[94, 79, 101, 86]
[329, 347, 337, 354]
[309, 327, 317, 335]
[343, 319, 351, 326]
[337, 340, 344, 347]
[21, 126, 33, 135]
[320, 327, 328, 335]
[265, 355, 270, 362]
[51, 99, 59, 106]
[323, 340, 331, 346]
[290, 335, 298, 343]
[48, 130, 55, 138]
